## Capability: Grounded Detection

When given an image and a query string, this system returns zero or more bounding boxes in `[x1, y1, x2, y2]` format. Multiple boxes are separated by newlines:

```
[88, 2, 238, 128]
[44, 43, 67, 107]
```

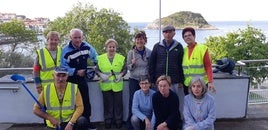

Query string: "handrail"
[0, 86, 19, 90]
[0, 68, 32, 71]
[238, 59, 268, 63]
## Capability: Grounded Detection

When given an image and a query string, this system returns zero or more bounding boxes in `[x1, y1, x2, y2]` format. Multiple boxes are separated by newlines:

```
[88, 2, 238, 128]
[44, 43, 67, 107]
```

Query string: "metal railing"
[1, 59, 268, 104]
[236, 59, 268, 104]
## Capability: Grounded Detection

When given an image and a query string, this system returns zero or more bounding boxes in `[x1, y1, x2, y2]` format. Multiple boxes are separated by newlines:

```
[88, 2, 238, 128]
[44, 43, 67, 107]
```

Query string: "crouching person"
[33, 67, 88, 130]
[131, 76, 155, 130]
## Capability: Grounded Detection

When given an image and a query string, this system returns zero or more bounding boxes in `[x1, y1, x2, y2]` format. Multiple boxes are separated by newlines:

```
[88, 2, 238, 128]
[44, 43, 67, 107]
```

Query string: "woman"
[152, 75, 182, 130]
[95, 39, 127, 129]
[131, 76, 155, 130]
[183, 76, 216, 130]
[127, 31, 152, 129]
[182, 27, 216, 95]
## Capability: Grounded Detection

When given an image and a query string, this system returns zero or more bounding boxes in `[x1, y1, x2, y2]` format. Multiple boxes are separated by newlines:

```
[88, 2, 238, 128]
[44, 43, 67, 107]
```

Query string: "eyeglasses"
[139, 82, 150, 85]
[163, 30, 174, 33]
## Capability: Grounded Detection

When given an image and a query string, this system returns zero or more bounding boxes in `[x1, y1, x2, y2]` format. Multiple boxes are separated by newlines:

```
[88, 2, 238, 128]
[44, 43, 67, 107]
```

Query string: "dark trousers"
[68, 77, 91, 122]
[184, 85, 189, 95]
[127, 78, 140, 129]
[103, 90, 123, 125]
[45, 116, 89, 130]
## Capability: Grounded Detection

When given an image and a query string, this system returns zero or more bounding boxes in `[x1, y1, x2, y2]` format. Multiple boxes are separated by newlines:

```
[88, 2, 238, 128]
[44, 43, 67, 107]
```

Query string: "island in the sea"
[146, 11, 217, 30]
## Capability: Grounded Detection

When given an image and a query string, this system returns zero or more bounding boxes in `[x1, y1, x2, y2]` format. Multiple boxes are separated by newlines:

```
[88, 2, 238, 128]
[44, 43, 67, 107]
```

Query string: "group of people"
[127, 26, 216, 130]
[32, 25, 217, 130]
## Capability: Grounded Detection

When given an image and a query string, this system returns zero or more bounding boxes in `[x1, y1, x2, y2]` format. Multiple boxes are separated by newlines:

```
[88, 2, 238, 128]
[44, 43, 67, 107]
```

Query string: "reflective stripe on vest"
[182, 44, 208, 86]
[98, 53, 125, 92]
[44, 83, 77, 128]
[37, 46, 61, 87]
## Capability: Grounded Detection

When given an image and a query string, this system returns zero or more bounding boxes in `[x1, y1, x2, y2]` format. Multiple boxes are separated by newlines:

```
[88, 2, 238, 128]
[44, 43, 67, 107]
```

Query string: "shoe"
[104, 123, 111, 129]
[115, 123, 122, 129]
[88, 123, 97, 130]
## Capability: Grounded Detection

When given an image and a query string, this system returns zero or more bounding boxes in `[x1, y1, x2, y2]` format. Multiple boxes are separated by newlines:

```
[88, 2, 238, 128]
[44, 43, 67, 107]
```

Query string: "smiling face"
[106, 41, 117, 55]
[70, 29, 83, 48]
[135, 37, 146, 50]
[139, 79, 150, 93]
[46, 31, 60, 51]
[183, 31, 196, 46]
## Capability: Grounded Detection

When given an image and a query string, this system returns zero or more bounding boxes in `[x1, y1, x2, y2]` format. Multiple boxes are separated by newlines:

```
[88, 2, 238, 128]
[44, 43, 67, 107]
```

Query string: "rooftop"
[1, 104, 268, 130]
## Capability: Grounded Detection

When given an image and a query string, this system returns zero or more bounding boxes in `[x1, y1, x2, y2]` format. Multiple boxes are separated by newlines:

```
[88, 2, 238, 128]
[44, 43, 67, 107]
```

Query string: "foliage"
[0, 19, 38, 53]
[205, 25, 268, 86]
[152, 11, 214, 29]
[0, 52, 34, 68]
[0, 19, 38, 67]
[44, 2, 132, 56]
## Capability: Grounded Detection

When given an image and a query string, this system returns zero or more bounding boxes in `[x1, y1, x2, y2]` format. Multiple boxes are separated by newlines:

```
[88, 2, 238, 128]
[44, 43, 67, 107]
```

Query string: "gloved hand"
[99, 73, 109, 81]
[115, 74, 123, 82]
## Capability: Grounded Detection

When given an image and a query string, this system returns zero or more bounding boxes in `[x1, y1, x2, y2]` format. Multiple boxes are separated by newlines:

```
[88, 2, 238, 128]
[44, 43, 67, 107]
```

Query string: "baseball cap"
[54, 66, 68, 74]
[162, 25, 175, 32]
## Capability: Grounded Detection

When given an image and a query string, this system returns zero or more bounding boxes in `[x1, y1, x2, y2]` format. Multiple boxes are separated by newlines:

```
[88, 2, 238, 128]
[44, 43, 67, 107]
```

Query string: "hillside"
[146, 11, 217, 30]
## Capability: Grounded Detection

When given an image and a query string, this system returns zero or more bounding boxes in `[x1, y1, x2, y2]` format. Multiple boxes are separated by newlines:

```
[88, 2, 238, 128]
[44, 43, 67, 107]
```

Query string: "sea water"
[129, 21, 268, 50]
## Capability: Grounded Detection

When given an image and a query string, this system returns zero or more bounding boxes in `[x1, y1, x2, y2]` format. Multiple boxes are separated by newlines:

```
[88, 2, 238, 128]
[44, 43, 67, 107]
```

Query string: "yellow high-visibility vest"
[37, 46, 61, 88]
[182, 44, 208, 86]
[44, 83, 77, 128]
[98, 53, 125, 92]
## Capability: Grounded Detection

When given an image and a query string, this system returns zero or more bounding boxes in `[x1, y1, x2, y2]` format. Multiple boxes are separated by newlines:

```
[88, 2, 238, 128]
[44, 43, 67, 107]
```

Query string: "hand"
[131, 58, 137, 65]
[208, 82, 216, 93]
[99, 73, 109, 81]
[185, 126, 194, 130]
[65, 122, 73, 130]
[36, 85, 42, 94]
[145, 118, 151, 130]
[77, 69, 86, 77]
[156, 122, 167, 130]
[115, 74, 123, 82]
[47, 116, 60, 128]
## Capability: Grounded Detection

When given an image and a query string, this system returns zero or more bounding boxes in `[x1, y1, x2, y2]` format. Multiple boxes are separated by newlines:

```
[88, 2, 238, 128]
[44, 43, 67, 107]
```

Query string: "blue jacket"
[183, 93, 216, 130]
[61, 41, 98, 77]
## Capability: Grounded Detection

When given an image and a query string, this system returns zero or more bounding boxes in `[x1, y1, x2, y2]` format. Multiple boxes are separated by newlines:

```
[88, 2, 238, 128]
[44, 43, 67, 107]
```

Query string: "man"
[61, 28, 98, 129]
[33, 31, 61, 94]
[148, 25, 185, 116]
[33, 67, 88, 130]
[182, 27, 216, 95]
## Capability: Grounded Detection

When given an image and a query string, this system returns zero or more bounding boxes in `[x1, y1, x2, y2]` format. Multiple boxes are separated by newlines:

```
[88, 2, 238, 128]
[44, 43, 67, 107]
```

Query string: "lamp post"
[159, 0, 162, 42]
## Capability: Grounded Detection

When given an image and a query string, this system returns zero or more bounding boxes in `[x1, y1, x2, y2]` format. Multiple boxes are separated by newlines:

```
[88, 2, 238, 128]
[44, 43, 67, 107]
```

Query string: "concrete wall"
[0, 74, 250, 123]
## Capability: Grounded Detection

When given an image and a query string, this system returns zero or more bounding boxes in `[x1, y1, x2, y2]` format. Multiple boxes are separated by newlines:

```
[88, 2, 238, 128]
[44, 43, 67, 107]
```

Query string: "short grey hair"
[70, 28, 83, 36]
[188, 76, 207, 97]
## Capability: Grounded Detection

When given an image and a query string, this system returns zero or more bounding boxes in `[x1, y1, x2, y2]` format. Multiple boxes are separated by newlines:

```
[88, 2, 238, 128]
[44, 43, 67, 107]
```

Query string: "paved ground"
[2, 104, 268, 130]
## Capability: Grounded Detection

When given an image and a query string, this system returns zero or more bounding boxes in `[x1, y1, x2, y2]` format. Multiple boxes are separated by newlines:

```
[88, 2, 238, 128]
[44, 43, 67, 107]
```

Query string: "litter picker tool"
[10, 74, 60, 130]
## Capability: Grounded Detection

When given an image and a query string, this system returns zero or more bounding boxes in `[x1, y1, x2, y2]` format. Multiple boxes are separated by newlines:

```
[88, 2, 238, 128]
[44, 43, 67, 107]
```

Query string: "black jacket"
[149, 39, 184, 84]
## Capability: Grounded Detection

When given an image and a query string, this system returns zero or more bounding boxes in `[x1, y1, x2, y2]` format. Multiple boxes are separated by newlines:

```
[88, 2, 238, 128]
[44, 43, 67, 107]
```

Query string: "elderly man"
[149, 25, 185, 117]
[33, 67, 88, 130]
[61, 28, 98, 129]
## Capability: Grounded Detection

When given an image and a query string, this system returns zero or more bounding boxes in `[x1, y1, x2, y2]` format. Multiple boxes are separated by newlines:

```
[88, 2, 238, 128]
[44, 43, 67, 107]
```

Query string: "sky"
[0, 0, 267, 23]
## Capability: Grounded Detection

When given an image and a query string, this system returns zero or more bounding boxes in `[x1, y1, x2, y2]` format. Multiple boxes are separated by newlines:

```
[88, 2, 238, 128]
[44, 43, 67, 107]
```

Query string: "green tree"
[205, 25, 268, 87]
[0, 19, 38, 52]
[44, 2, 132, 56]
[0, 19, 38, 67]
